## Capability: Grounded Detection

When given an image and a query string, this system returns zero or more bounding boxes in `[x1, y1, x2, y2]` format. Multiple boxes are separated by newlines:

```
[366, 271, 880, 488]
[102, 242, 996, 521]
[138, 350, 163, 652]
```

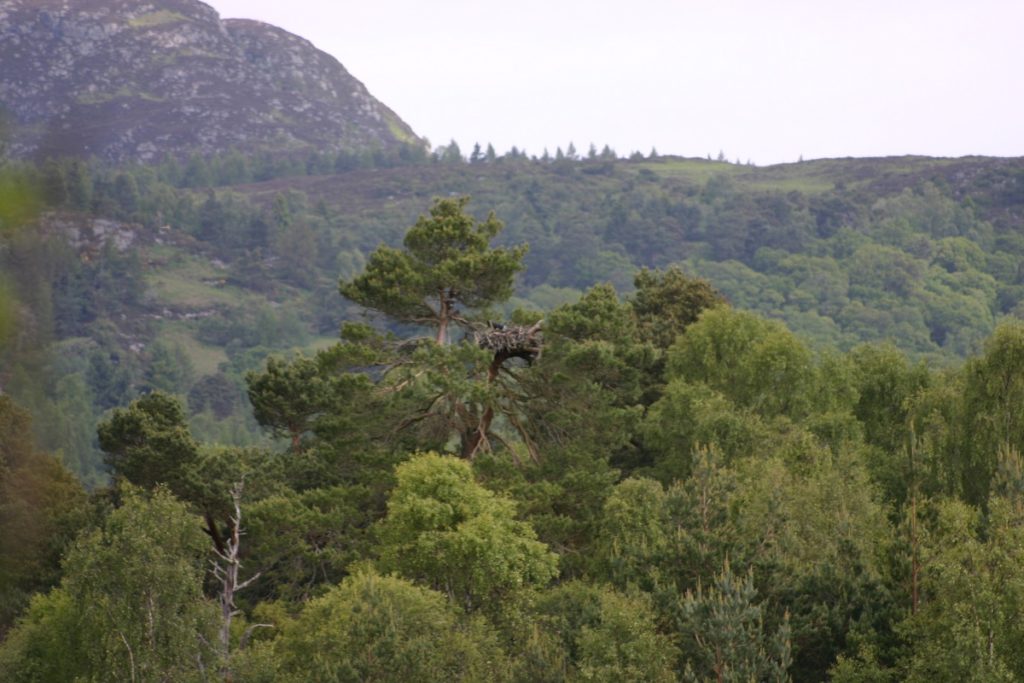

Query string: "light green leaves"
[270, 571, 509, 683]
[0, 487, 216, 682]
[376, 453, 557, 610]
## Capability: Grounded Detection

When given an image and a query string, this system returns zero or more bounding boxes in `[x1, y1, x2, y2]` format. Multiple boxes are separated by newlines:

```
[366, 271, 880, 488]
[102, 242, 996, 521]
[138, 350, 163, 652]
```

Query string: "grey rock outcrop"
[0, 0, 423, 162]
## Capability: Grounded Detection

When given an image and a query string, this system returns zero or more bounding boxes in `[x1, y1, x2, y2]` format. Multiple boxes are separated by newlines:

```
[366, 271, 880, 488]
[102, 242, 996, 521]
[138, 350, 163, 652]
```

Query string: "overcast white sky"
[206, 0, 1023, 166]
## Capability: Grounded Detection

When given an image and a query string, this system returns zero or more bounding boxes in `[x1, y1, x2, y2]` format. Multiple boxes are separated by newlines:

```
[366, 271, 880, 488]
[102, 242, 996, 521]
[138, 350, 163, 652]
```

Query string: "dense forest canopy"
[3, 147, 1024, 680]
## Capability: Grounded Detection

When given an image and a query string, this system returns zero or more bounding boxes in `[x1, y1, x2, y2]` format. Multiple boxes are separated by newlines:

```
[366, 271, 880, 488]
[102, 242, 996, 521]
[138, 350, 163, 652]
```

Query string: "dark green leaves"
[340, 197, 527, 339]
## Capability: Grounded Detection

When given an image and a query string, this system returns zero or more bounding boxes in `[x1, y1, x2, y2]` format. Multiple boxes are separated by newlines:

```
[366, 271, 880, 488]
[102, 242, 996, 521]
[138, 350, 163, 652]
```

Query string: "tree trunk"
[460, 352, 505, 459]
[212, 482, 261, 682]
[436, 290, 451, 345]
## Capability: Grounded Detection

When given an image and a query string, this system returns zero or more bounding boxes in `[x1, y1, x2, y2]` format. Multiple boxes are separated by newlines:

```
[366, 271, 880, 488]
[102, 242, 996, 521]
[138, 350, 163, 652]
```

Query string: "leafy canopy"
[267, 570, 509, 683]
[376, 452, 558, 610]
[340, 196, 527, 342]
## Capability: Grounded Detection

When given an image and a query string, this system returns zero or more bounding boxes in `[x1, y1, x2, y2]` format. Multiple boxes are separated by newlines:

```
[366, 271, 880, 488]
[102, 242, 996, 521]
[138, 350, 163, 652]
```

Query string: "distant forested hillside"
[2, 149, 1024, 483]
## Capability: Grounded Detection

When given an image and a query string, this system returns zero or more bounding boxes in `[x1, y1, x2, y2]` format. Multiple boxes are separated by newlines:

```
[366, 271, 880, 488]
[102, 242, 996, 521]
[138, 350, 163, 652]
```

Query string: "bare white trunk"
[211, 481, 262, 680]
[436, 289, 451, 345]
[118, 631, 137, 683]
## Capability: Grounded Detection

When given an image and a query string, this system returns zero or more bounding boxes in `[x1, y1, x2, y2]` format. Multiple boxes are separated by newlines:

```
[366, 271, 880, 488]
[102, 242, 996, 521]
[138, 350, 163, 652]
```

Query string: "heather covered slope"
[0, 0, 422, 162]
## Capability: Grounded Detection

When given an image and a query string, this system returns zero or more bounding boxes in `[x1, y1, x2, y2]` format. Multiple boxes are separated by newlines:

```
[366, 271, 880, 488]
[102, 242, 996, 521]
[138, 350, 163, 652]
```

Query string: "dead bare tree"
[210, 480, 269, 680]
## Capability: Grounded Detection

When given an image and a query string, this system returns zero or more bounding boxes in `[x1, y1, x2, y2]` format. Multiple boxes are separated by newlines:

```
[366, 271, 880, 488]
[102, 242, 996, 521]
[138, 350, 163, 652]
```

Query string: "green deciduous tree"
[0, 487, 216, 682]
[376, 452, 558, 611]
[898, 497, 1024, 681]
[525, 581, 677, 683]
[668, 307, 816, 419]
[0, 396, 87, 634]
[631, 266, 726, 350]
[594, 477, 671, 591]
[957, 321, 1024, 506]
[265, 570, 509, 682]
[731, 451, 894, 680]
[642, 381, 771, 480]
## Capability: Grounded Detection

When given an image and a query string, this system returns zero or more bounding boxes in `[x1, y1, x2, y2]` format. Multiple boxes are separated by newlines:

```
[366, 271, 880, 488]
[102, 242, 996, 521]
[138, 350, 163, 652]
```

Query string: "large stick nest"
[473, 321, 543, 363]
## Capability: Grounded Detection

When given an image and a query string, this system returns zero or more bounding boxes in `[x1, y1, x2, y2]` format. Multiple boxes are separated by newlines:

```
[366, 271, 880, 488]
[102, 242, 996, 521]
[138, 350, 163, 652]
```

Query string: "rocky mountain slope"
[0, 0, 423, 162]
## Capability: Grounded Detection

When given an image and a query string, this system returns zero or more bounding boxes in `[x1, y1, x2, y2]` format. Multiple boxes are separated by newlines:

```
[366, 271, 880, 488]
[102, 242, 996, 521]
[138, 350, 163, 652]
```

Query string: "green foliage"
[12, 153, 1021, 478]
[476, 445, 620, 581]
[341, 196, 527, 342]
[245, 354, 366, 449]
[667, 307, 816, 419]
[11, 152, 1024, 680]
[729, 451, 895, 680]
[181, 444, 281, 522]
[334, 198, 543, 459]
[187, 372, 239, 419]
[86, 346, 135, 411]
[526, 581, 677, 683]
[956, 321, 1024, 505]
[0, 168, 42, 347]
[547, 283, 637, 345]
[376, 452, 558, 611]
[594, 478, 671, 590]
[143, 339, 194, 394]
[0, 275, 14, 347]
[244, 484, 381, 604]
[677, 559, 792, 682]
[267, 570, 509, 682]
[0, 167, 42, 232]
[0, 487, 216, 682]
[589, 438, 891, 681]
[643, 381, 771, 479]
[97, 391, 199, 496]
[850, 344, 929, 454]
[0, 588, 83, 682]
[537, 284, 652, 461]
[631, 266, 726, 350]
[373, 339, 500, 457]
[0, 397, 88, 633]
[899, 498, 1024, 681]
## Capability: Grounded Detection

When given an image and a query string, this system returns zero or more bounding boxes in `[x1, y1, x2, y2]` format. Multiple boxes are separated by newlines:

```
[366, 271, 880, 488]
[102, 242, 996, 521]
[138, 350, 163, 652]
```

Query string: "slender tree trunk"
[910, 490, 919, 615]
[436, 290, 450, 345]
[118, 632, 137, 683]
[908, 419, 920, 615]
[212, 482, 261, 682]
[204, 510, 227, 557]
[460, 352, 505, 459]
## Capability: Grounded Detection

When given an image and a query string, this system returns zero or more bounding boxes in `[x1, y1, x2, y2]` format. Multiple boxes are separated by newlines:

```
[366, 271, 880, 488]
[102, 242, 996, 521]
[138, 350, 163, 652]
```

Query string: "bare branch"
[239, 623, 275, 650]
[210, 479, 261, 678]
[504, 408, 541, 463]
[235, 571, 263, 592]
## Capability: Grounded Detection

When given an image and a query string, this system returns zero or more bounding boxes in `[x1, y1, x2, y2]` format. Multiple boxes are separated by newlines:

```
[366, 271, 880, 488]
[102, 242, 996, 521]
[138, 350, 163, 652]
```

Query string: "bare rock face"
[0, 0, 423, 162]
